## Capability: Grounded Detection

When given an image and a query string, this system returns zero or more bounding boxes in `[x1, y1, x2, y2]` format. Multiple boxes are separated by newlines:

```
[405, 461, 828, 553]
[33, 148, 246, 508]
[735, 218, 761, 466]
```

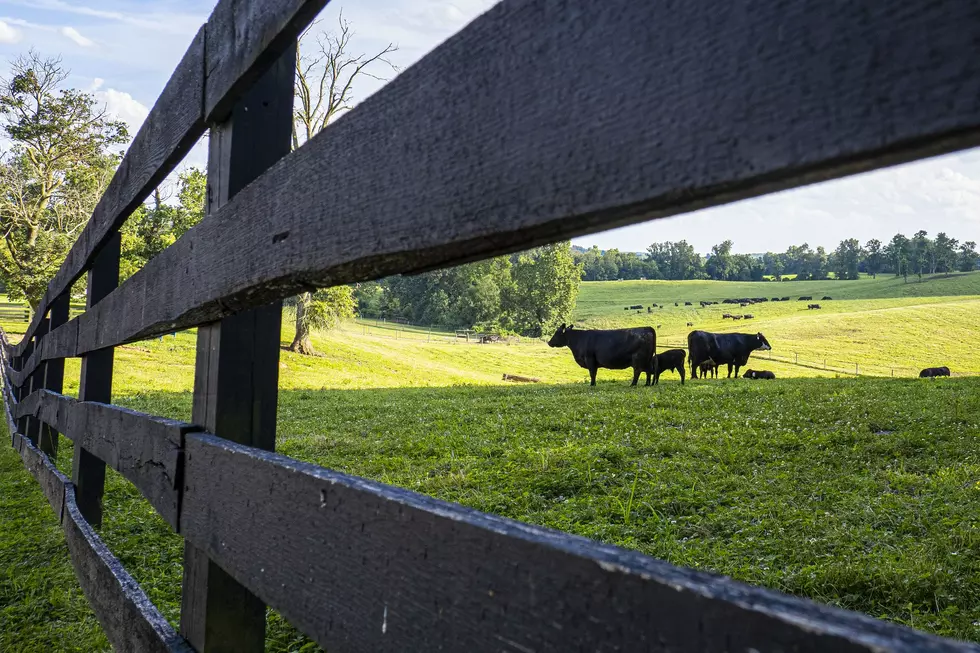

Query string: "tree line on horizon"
[573, 234, 980, 282]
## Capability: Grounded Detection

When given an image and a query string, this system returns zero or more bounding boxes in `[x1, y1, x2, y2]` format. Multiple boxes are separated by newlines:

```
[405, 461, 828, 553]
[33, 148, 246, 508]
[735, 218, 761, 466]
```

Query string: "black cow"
[799, 296, 812, 301]
[650, 349, 686, 385]
[696, 359, 718, 379]
[685, 302, 692, 306]
[743, 369, 776, 380]
[822, 296, 833, 301]
[808, 304, 821, 310]
[919, 366, 951, 378]
[548, 324, 655, 386]
[688, 330, 772, 379]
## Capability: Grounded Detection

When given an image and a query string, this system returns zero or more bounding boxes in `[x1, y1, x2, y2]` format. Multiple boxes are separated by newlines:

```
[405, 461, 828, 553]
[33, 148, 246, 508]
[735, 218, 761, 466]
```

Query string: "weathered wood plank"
[10, 28, 206, 360]
[204, 0, 327, 121]
[17, 432, 68, 524]
[62, 486, 194, 653]
[13, 388, 193, 530]
[29, 0, 980, 357]
[180, 40, 294, 652]
[180, 433, 980, 653]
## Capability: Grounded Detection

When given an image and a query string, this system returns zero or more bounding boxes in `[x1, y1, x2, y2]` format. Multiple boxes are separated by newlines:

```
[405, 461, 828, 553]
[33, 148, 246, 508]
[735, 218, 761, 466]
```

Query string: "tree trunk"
[288, 292, 317, 355]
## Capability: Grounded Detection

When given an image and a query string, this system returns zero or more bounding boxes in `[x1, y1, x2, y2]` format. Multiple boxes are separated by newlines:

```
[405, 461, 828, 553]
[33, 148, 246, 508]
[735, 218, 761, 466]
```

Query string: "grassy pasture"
[1, 274, 980, 649]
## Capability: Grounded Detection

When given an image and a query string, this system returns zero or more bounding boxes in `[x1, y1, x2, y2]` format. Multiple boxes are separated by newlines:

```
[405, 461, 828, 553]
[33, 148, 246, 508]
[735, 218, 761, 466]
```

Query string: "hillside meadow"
[1, 273, 979, 649]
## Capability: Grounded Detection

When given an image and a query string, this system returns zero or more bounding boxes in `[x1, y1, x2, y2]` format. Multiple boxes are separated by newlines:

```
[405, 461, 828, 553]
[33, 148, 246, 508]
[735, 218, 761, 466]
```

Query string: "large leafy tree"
[832, 238, 862, 280]
[863, 239, 882, 278]
[507, 242, 581, 336]
[288, 14, 396, 355]
[959, 241, 979, 273]
[120, 168, 206, 280]
[0, 52, 128, 308]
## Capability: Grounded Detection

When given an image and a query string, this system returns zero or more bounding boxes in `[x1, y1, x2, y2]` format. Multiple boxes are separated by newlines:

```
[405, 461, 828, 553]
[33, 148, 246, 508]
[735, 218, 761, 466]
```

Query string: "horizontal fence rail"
[3, 0, 980, 651]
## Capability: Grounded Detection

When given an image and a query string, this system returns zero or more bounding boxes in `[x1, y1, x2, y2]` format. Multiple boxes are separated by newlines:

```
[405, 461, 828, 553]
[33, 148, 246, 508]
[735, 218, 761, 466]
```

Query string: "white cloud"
[0, 18, 19, 43]
[60, 26, 94, 47]
[96, 87, 149, 136]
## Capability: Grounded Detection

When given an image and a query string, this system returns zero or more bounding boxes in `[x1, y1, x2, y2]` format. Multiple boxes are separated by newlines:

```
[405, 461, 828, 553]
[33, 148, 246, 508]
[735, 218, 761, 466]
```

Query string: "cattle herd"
[547, 321, 952, 385]
[548, 324, 776, 386]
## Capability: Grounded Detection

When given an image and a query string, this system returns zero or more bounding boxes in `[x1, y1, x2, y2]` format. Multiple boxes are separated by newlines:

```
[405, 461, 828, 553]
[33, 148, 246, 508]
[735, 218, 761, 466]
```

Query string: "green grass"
[2, 274, 980, 648]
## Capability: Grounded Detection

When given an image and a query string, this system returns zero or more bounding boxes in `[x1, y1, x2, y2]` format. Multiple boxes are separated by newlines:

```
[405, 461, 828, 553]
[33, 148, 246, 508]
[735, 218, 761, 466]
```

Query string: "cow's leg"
[727, 363, 734, 379]
[734, 364, 742, 379]
[631, 366, 641, 387]
[680, 365, 685, 385]
[589, 367, 597, 386]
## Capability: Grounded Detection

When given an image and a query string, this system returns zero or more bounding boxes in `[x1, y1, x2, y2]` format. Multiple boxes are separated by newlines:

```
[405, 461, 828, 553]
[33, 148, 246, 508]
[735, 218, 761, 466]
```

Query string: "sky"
[0, 0, 977, 256]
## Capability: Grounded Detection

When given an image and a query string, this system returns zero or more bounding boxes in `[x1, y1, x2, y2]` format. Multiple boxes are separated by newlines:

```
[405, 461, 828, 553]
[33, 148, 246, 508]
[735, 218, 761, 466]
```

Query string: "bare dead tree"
[289, 14, 397, 355]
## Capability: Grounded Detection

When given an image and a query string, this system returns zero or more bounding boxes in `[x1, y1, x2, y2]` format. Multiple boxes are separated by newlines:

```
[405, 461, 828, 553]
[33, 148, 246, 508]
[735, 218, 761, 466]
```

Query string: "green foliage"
[302, 286, 357, 331]
[0, 53, 128, 308]
[833, 238, 862, 280]
[959, 241, 979, 273]
[379, 242, 580, 336]
[120, 168, 206, 281]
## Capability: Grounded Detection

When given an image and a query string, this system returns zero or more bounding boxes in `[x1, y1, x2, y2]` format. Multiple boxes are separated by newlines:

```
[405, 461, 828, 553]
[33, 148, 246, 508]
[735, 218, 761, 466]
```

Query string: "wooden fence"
[2, 0, 980, 651]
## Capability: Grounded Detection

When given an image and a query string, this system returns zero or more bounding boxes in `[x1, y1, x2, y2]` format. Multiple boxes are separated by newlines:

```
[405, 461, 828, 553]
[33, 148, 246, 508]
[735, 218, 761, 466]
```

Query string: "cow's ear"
[568, 324, 575, 330]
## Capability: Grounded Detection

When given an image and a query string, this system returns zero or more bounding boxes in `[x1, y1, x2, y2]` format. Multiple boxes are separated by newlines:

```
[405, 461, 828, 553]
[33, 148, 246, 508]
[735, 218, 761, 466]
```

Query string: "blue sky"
[0, 0, 978, 255]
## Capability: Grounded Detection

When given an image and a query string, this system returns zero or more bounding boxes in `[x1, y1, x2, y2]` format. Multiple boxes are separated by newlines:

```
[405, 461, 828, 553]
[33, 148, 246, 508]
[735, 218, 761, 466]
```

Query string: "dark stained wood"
[17, 430, 69, 524]
[73, 233, 120, 529]
[204, 0, 327, 121]
[23, 316, 49, 444]
[10, 27, 206, 360]
[180, 433, 980, 653]
[14, 388, 193, 530]
[179, 42, 295, 653]
[39, 293, 70, 458]
[30, 0, 980, 357]
[62, 486, 195, 653]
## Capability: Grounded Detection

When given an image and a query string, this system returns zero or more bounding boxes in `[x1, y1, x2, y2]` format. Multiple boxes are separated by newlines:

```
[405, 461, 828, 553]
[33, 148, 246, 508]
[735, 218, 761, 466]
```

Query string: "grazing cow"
[685, 302, 693, 306]
[919, 366, 951, 378]
[743, 314, 754, 319]
[799, 296, 812, 301]
[697, 359, 719, 379]
[808, 304, 821, 310]
[722, 313, 733, 319]
[781, 296, 791, 301]
[771, 297, 780, 302]
[822, 296, 833, 300]
[650, 349, 686, 385]
[630, 304, 643, 310]
[548, 324, 655, 386]
[688, 330, 772, 380]
[732, 315, 743, 320]
[686, 322, 694, 327]
[675, 302, 679, 306]
[743, 369, 776, 380]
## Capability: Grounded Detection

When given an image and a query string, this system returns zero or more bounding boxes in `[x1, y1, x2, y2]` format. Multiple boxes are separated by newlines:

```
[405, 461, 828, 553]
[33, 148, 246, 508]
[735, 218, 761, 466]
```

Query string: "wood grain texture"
[204, 0, 327, 120]
[17, 431, 69, 524]
[14, 389, 194, 530]
[9, 26, 207, 360]
[180, 42, 294, 652]
[62, 486, 194, 653]
[28, 0, 980, 357]
[39, 293, 70, 458]
[180, 433, 980, 653]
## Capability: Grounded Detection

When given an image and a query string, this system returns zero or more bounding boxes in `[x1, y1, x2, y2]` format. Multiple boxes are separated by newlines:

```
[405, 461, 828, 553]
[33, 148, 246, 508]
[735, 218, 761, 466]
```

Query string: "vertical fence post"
[795, 352, 798, 364]
[179, 44, 295, 653]
[855, 363, 859, 376]
[20, 315, 48, 443]
[37, 293, 70, 458]
[73, 233, 121, 527]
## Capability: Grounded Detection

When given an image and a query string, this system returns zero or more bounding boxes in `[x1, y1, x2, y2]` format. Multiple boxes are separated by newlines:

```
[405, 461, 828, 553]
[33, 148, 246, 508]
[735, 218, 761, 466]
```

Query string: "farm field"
[1, 273, 980, 649]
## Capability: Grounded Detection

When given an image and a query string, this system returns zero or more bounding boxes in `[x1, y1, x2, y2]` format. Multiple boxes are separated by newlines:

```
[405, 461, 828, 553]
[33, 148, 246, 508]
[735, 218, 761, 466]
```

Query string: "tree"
[288, 15, 397, 354]
[832, 238, 862, 280]
[762, 252, 783, 281]
[959, 241, 979, 272]
[120, 168, 206, 280]
[863, 239, 882, 278]
[884, 234, 910, 278]
[507, 242, 580, 336]
[0, 52, 128, 308]
[705, 240, 734, 280]
[911, 230, 930, 280]
[934, 232, 959, 275]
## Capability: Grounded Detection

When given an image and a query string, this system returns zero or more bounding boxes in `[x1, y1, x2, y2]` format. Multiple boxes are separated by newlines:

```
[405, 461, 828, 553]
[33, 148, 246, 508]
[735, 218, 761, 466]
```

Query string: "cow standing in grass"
[919, 366, 950, 378]
[548, 324, 655, 386]
[688, 331, 772, 379]
[650, 349, 686, 385]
